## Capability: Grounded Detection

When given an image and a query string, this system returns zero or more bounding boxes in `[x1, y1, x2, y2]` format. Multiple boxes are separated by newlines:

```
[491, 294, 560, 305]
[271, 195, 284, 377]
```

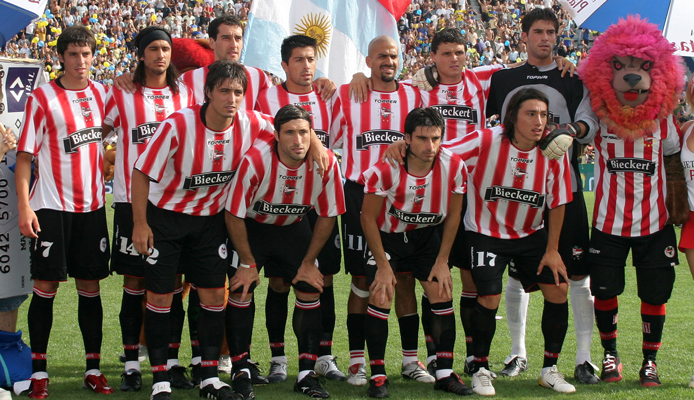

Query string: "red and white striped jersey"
[255, 84, 335, 148]
[17, 80, 107, 213]
[225, 143, 345, 226]
[330, 83, 422, 184]
[180, 64, 270, 109]
[592, 116, 681, 237]
[362, 147, 467, 233]
[444, 126, 572, 239]
[103, 83, 193, 203]
[420, 65, 503, 141]
[134, 105, 274, 216]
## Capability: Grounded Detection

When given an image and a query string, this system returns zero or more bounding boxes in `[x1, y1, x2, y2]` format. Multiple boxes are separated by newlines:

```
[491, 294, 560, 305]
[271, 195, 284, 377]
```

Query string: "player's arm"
[348, 72, 372, 103]
[131, 169, 153, 255]
[314, 77, 336, 102]
[361, 193, 396, 305]
[537, 204, 569, 286]
[16, 152, 39, 238]
[292, 216, 335, 292]
[427, 192, 462, 299]
[307, 129, 329, 176]
[225, 212, 260, 301]
[113, 72, 137, 94]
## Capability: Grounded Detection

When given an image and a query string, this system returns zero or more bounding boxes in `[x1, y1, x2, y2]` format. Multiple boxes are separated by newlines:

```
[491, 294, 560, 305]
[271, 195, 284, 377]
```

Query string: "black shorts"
[30, 208, 110, 282]
[586, 226, 679, 269]
[229, 218, 319, 293]
[146, 203, 228, 295]
[306, 209, 341, 276]
[365, 226, 442, 286]
[110, 202, 146, 278]
[552, 191, 590, 278]
[467, 230, 565, 296]
[447, 195, 471, 270]
[342, 180, 367, 277]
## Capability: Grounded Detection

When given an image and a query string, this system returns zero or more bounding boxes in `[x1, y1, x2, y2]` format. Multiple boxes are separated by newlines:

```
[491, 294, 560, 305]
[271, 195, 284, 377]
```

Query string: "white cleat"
[347, 363, 367, 386]
[401, 361, 435, 383]
[539, 366, 576, 393]
[315, 356, 346, 381]
[471, 367, 496, 396]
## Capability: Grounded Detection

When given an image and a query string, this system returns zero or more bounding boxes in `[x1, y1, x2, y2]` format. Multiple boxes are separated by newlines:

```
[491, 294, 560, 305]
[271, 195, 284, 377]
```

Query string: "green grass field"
[13, 191, 694, 399]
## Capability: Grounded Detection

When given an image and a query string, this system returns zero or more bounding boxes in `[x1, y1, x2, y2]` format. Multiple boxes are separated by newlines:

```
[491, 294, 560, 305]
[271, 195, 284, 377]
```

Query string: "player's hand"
[348, 73, 372, 103]
[114, 72, 137, 94]
[0, 123, 17, 157]
[18, 207, 40, 238]
[537, 249, 569, 286]
[314, 77, 336, 102]
[427, 259, 452, 299]
[370, 265, 397, 306]
[307, 130, 329, 177]
[412, 65, 438, 91]
[554, 56, 576, 77]
[381, 140, 407, 167]
[132, 222, 154, 256]
[230, 267, 260, 302]
[293, 261, 324, 292]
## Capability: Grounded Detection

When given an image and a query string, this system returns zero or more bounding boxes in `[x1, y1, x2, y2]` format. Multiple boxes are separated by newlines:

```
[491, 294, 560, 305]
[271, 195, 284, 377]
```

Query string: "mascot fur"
[578, 16, 687, 224]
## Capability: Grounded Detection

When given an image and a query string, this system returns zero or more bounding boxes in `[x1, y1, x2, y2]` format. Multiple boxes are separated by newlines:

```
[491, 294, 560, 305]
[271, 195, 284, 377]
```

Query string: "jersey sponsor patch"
[315, 129, 329, 148]
[483, 185, 546, 208]
[183, 171, 235, 189]
[388, 205, 443, 225]
[63, 127, 103, 153]
[430, 104, 478, 123]
[131, 122, 161, 144]
[355, 130, 404, 150]
[606, 157, 656, 175]
[252, 200, 312, 216]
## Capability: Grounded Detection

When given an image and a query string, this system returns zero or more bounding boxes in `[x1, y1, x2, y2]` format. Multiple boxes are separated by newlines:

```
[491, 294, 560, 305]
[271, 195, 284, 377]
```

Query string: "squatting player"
[225, 105, 345, 399]
[17, 25, 114, 398]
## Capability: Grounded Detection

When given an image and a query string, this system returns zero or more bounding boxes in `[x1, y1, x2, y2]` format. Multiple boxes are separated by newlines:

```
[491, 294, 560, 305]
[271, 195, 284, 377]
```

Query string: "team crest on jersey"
[380, 106, 393, 121]
[511, 166, 527, 181]
[444, 90, 458, 101]
[484, 186, 545, 208]
[283, 183, 296, 196]
[218, 243, 228, 259]
[154, 103, 167, 116]
[664, 245, 676, 258]
[81, 105, 93, 122]
[642, 135, 657, 148]
[355, 130, 404, 150]
[100, 237, 108, 253]
[132, 122, 160, 144]
[572, 246, 584, 260]
[63, 127, 103, 153]
[211, 149, 224, 163]
[413, 194, 425, 205]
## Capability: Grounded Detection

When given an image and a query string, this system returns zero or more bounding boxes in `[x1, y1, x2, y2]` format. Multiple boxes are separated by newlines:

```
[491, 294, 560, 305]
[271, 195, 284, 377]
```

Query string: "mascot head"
[578, 16, 684, 140]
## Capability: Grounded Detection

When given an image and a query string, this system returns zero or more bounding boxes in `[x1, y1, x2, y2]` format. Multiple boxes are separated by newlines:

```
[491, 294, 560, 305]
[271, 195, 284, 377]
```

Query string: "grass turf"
[13, 191, 694, 399]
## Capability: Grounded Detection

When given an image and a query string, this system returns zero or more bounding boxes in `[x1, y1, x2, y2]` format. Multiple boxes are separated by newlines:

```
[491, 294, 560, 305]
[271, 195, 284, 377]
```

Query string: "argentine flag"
[240, 0, 410, 86]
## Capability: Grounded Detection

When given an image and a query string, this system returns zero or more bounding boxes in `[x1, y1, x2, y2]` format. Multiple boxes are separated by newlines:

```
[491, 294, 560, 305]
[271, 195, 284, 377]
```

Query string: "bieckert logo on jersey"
[606, 158, 656, 176]
[183, 171, 235, 190]
[484, 186, 545, 208]
[389, 205, 442, 225]
[131, 122, 160, 144]
[431, 105, 478, 123]
[356, 130, 404, 150]
[63, 127, 103, 153]
[315, 129, 329, 148]
[252, 200, 312, 216]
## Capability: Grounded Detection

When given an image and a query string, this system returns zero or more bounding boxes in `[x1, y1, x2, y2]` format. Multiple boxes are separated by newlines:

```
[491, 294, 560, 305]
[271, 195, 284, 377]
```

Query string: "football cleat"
[366, 376, 389, 399]
[315, 356, 346, 381]
[539, 366, 576, 393]
[28, 378, 49, 399]
[120, 369, 142, 392]
[471, 368, 495, 396]
[434, 372, 474, 396]
[347, 363, 367, 386]
[267, 360, 288, 383]
[600, 351, 623, 383]
[499, 355, 528, 377]
[83, 373, 114, 394]
[293, 373, 330, 398]
[400, 361, 435, 383]
[639, 357, 661, 387]
[574, 361, 600, 384]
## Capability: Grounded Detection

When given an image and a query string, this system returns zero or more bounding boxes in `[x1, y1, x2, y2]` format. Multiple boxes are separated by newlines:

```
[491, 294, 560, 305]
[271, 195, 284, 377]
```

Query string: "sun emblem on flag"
[294, 13, 332, 58]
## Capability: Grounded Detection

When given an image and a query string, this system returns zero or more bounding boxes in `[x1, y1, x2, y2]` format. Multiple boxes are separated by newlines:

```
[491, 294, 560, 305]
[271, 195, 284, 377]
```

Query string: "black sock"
[398, 314, 419, 364]
[247, 297, 255, 361]
[266, 287, 289, 358]
[227, 296, 253, 374]
[366, 305, 390, 377]
[594, 297, 618, 352]
[460, 291, 477, 358]
[347, 313, 366, 355]
[319, 285, 336, 357]
[641, 302, 666, 361]
[188, 287, 201, 361]
[28, 287, 56, 373]
[293, 299, 322, 372]
[168, 290, 184, 362]
[145, 302, 171, 383]
[541, 300, 568, 368]
[78, 289, 103, 371]
[120, 286, 144, 363]
[471, 302, 497, 371]
[198, 303, 224, 380]
[421, 295, 436, 359]
[430, 301, 456, 373]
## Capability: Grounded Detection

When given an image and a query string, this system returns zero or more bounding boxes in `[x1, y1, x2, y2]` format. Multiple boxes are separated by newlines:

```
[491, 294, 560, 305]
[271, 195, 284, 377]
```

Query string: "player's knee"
[124, 276, 145, 291]
[230, 283, 257, 297]
[268, 277, 290, 293]
[293, 281, 321, 296]
[637, 267, 675, 305]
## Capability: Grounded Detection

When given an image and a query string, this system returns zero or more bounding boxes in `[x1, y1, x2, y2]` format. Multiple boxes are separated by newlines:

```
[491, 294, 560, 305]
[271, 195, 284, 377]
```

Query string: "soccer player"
[102, 26, 194, 392]
[361, 107, 470, 398]
[225, 104, 345, 399]
[255, 34, 344, 383]
[16, 25, 114, 398]
[485, 8, 599, 383]
[130, 60, 274, 400]
[445, 89, 575, 395]
[330, 35, 426, 386]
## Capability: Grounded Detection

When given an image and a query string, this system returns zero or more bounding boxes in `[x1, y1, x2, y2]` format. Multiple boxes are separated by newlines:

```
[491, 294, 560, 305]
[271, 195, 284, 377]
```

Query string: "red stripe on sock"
[600, 330, 617, 340]
[641, 302, 666, 316]
[201, 360, 218, 367]
[369, 360, 385, 366]
[85, 353, 100, 360]
[231, 352, 249, 363]
[594, 297, 618, 311]
[32, 353, 47, 360]
[643, 341, 662, 350]
[151, 365, 167, 372]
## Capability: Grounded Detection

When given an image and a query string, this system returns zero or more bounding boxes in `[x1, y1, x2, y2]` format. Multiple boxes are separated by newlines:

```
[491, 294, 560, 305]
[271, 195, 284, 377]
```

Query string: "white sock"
[151, 381, 171, 395]
[124, 361, 140, 372]
[191, 356, 201, 365]
[84, 369, 101, 377]
[402, 349, 418, 366]
[570, 276, 594, 365]
[505, 277, 529, 358]
[271, 356, 288, 364]
[426, 355, 436, 365]
[436, 368, 453, 380]
[166, 359, 180, 369]
[297, 370, 313, 382]
[201, 377, 226, 389]
[31, 372, 49, 380]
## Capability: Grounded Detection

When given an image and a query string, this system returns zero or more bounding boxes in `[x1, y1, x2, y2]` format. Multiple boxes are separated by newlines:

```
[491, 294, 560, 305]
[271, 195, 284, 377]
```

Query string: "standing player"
[102, 26, 194, 392]
[445, 89, 575, 395]
[330, 35, 425, 386]
[130, 60, 274, 400]
[254, 34, 344, 383]
[361, 108, 470, 398]
[485, 8, 599, 383]
[16, 26, 114, 398]
[225, 105, 345, 399]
